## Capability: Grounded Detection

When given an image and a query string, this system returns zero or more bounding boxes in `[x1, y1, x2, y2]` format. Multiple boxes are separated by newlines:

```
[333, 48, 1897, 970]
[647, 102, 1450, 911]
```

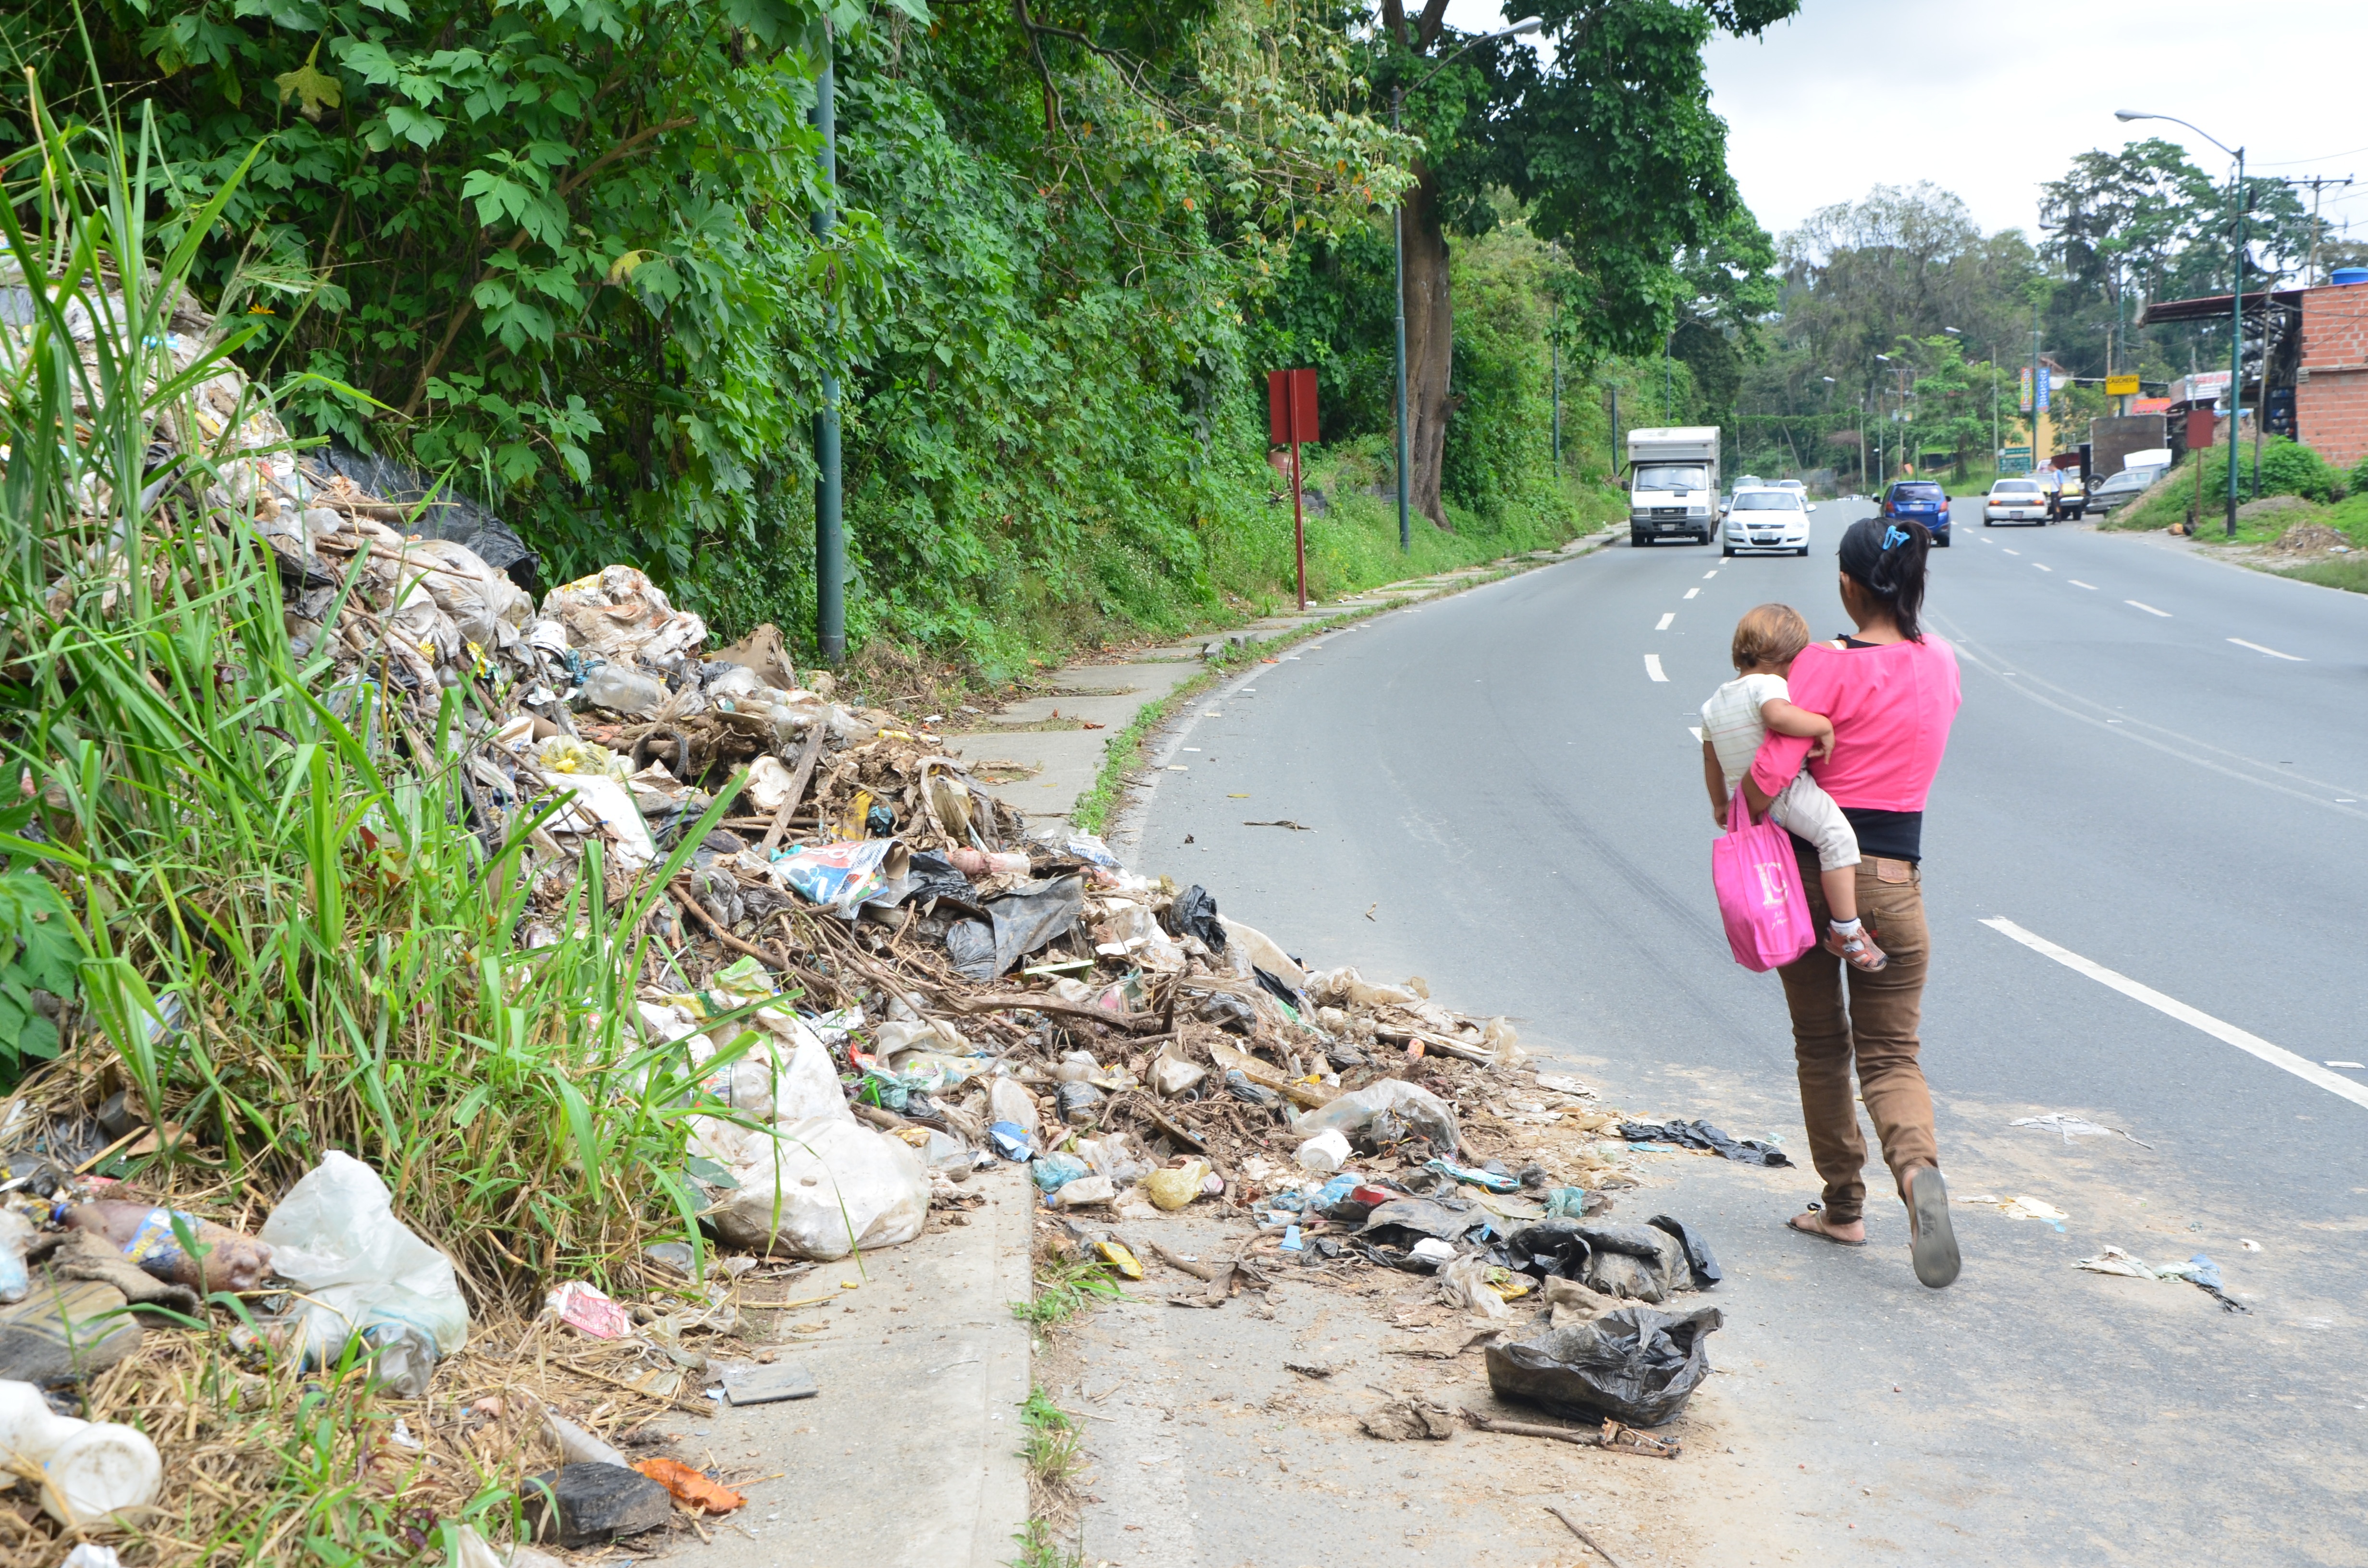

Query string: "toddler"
[1699, 603, 1885, 972]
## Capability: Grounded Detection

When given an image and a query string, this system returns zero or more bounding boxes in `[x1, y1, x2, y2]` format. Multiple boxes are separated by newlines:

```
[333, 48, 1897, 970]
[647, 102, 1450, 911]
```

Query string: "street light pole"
[1388, 17, 1542, 552]
[812, 23, 844, 662]
[2116, 110, 2245, 537]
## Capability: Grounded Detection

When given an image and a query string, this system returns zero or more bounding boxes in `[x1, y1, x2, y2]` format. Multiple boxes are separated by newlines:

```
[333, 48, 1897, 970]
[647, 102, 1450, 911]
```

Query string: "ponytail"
[1836, 518, 1929, 641]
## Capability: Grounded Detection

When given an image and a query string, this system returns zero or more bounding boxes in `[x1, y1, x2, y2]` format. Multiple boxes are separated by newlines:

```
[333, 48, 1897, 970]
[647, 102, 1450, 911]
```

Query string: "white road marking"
[1703, 571, 1717, 579]
[2003, 549, 2021, 556]
[2125, 600, 2171, 617]
[1981, 538, 1994, 545]
[2032, 563, 2053, 572]
[1656, 612, 1675, 630]
[2070, 579, 2097, 589]
[1644, 654, 1668, 682]
[2228, 637, 2305, 662]
[1684, 588, 1700, 600]
[1981, 918, 2368, 1113]
[2329, 1061, 2366, 1070]
[1688, 726, 1703, 743]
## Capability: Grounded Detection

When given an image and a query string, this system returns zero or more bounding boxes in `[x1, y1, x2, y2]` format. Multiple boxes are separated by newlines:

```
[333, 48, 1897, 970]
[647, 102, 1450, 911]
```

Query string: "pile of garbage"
[0, 267, 1758, 1565]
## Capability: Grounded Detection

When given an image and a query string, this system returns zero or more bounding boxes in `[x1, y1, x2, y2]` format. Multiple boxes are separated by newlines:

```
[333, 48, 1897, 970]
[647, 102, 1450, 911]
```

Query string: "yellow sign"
[2105, 374, 2141, 396]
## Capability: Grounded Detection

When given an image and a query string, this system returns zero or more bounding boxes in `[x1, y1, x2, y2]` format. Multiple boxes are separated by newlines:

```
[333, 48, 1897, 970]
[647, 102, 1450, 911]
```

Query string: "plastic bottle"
[0, 1210, 32, 1303]
[577, 661, 671, 718]
[0, 1380, 162, 1526]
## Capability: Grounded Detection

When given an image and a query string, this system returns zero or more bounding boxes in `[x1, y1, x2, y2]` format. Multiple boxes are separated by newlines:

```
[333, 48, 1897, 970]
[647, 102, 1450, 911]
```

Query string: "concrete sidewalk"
[660, 528, 1615, 1568]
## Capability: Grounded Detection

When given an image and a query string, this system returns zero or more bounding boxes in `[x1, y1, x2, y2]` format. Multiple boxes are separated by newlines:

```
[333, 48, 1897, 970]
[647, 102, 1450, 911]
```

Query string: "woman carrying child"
[1739, 518, 1964, 1290]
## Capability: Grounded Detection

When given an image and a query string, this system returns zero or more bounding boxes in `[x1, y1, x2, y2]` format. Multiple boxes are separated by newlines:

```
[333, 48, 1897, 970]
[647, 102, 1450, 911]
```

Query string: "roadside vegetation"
[2094, 441, 2368, 593]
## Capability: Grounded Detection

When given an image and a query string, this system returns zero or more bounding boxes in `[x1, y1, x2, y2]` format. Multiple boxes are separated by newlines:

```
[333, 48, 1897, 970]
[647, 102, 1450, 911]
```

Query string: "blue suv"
[1880, 479, 1951, 547]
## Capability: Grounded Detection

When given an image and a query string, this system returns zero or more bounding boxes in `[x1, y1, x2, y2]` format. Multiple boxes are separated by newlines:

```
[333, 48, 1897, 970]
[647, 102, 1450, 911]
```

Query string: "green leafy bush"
[0, 870, 78, 1075]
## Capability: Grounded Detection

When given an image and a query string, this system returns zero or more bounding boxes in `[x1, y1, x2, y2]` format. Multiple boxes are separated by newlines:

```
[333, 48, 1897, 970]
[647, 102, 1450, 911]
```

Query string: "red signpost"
[1267, 367, 1317, 611]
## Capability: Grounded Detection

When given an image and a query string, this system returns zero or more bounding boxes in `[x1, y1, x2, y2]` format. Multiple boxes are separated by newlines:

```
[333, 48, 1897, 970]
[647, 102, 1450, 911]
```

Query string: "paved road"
[1116, 508, 2368, 1564]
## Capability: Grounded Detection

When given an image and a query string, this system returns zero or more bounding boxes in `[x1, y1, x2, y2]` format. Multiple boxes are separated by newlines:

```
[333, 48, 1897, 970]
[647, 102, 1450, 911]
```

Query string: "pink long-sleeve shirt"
[1749, 637, 1961, 810]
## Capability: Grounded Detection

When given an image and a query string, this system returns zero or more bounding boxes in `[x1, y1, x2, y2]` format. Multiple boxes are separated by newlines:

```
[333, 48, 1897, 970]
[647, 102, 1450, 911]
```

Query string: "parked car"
[1774, 478, 1809, 499]
[1983, 478, 2051, 526]
[1879, 478, 1951, 547]
[2087, 463, 2170, 513]
[2054, 472, 2086, 520]
[1722, 485, 1815, 556]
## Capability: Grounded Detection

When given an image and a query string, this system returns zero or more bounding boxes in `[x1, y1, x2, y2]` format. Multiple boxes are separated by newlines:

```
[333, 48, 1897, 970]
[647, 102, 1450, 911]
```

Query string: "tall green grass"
[0, 87, 734, 1306]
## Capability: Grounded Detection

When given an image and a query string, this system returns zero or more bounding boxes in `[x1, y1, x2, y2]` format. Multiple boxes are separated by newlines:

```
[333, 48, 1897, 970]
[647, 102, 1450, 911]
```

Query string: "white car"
[1983, 478, 2051, 526]
[1722, 486, 1814, 556]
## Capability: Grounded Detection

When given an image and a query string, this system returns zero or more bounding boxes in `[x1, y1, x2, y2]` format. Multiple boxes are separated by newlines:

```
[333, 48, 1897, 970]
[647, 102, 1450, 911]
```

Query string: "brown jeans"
[1776, 845, 1939, 1225]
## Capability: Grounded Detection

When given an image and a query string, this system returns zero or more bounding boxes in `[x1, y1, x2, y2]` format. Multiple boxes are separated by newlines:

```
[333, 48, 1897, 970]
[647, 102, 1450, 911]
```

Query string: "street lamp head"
[1875, 354, 1892, 362]
[1822, 376, 1836, 383]
[1503, 17, 1544, 37]
[1942, 326, 1961, 335]
[2113, 110, 2151, 122]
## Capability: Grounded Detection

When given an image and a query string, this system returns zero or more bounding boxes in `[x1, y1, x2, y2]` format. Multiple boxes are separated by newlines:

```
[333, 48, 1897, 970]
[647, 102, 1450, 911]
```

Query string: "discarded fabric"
[1617, 1118, 1791, 1167]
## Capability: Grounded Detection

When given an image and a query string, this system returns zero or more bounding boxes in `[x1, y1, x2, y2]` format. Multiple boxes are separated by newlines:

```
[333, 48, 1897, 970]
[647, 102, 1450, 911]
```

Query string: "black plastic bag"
[945, 919, 997, 980]
[305, 441, 541, 588]
[1505, 1220, 1592, 1278]
[1648, 1214, 1723, 1288]
[1357, 1197, 1488, 1250]
[1056, 1082, 1105, 1127]
[1167, 885, 1226, 954]
[1484, 1305, 1724, 1426]
[982, 876, 1086, 977]
[1619, 1118, 1792, 1168]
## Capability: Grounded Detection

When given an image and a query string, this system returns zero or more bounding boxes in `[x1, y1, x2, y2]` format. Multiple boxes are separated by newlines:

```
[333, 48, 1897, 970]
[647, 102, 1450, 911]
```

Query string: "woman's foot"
[1904, 1165, 1961, 1289]
[1786, 1208, 1866, 1246]
[1825, 921, 1888, 971]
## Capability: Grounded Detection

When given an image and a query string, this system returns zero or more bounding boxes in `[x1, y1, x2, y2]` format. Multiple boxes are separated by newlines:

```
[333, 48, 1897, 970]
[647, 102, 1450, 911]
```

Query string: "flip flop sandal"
[1784, 1203, 1866, 1248]
[1906, 1167, 1961, 1289]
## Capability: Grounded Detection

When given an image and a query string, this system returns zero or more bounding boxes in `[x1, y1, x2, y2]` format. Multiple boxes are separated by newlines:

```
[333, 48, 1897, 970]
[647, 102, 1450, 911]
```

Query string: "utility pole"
[2229, 146, 2245, 537]
[2296, 174, 2355, 285]
[812, 24, 844, 663]
[1550, 295, 1562, 476]
[1391, 87, 1410, 554]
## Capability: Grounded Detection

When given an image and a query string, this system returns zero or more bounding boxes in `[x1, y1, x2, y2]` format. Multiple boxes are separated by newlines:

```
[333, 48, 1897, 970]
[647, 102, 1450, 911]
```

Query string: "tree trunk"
[1402, 161, 1454, 529]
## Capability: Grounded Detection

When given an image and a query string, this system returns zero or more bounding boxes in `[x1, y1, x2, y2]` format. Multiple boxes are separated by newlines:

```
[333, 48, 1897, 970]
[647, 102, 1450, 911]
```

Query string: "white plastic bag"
[1218, 917, 1306, 989]
[1441, 1255, 1510, 1319]
[1291, 1078, 1461, 1152]
[707, 1118, 928, 1258]
[255, 1151, 470, 1394]
[541, 565, 708, 664]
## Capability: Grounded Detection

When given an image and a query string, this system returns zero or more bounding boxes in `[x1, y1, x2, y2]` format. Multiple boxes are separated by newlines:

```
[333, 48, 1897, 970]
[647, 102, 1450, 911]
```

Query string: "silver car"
[1721, 486, 1814, 556]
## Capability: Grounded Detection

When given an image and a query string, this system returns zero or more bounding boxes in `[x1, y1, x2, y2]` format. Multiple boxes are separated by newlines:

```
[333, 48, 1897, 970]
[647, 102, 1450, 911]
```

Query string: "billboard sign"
[2105, 374, 2141, 396]
[1999, 446, 2033, 474]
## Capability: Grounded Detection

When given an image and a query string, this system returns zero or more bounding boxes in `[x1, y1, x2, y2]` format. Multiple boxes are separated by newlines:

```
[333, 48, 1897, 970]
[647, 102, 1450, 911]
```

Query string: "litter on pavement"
[2010, 1113, 2154, 1149]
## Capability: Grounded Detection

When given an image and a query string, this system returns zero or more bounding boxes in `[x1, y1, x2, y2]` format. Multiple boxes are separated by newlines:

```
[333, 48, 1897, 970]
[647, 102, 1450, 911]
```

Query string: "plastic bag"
[1143, 1162, 1209, 1211]
[541, 773, 657, 872]
[773, 839, 909, 913]
[542, 566, 708, 665]
[706, 1117, 928, 1258]
[1304, 966, 1423, 1010]
[1291, 1079, 1461, 1154]
[1440, 1254, 1510, 1320]
[1217, 916, 1305, 988]
[404, 538, 533, 657]
[1484, 1305, 1723, 1426]
[1031, 1154, 1089, 1193]
[1711, 786, 1817, 972]
[1164, 885, 1225, 953]
[255, 1151, 470, 1395]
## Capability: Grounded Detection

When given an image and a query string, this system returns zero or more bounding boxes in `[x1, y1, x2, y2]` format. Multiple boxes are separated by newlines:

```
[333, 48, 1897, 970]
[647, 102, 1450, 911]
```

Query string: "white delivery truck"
[1627, 427, 1721, 547]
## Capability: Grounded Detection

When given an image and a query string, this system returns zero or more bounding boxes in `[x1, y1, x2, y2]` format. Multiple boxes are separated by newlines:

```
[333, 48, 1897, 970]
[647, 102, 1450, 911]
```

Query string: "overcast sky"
[1441, 0, 2368, 246]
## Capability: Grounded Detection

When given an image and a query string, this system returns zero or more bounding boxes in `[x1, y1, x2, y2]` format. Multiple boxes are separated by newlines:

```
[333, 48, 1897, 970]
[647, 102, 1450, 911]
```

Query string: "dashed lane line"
[2070, 579, 2097, 589]
[1981, 918, 2368, 1113]
[2125, 600, 2171, 617]
[2228, 637, 2305, 662]
[2033, 563, 2053, 572]
[1656, 612, 1675, 630]
[1703, 571, 1718, 579]
[1684, 588, 1700, 600]
[1644, 654, 1668, 682]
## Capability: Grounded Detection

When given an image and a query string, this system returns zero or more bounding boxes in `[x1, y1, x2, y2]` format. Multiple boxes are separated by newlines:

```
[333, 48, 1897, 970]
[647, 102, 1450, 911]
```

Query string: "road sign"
[1267, 368, 1318, 447]
[2105, 374, 2140, 396]
[1267, 368, 1318, 611]
[1999, 446, 2033, 475]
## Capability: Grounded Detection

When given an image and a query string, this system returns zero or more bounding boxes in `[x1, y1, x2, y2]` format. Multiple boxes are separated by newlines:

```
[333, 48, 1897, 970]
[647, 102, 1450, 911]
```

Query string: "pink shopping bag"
[1711, 787, 1817, 972]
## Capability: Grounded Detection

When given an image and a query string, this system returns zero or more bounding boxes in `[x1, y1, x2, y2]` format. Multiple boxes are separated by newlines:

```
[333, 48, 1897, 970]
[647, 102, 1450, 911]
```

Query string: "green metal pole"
[1551, 298, 1561, 474]
[813, 27, 845, 661]
[1392, 89, 1410, 553]
[2226, 147, 2244, 539]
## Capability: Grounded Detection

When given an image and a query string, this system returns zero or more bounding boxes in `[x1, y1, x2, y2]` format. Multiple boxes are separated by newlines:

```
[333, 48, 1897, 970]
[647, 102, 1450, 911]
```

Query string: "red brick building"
[2295, 281, 2368, 469]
